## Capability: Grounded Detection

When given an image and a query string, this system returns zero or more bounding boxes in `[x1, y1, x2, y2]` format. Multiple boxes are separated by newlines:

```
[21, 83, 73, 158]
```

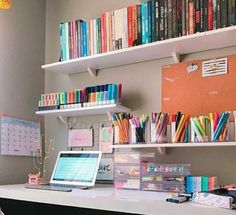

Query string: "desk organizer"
[114, 152, 155, 190]
[141, 163, 191, 192]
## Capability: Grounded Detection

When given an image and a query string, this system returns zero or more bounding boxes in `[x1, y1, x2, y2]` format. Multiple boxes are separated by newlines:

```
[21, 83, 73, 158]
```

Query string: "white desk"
[0, 184, 235, 215]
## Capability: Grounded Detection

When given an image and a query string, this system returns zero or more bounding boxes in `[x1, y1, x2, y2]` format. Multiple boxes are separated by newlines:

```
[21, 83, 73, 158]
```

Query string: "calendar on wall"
[0, 115, 41, 156]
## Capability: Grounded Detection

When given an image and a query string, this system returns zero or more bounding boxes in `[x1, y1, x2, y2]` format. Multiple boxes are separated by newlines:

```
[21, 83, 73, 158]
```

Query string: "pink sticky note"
[68, 129, 93, 147]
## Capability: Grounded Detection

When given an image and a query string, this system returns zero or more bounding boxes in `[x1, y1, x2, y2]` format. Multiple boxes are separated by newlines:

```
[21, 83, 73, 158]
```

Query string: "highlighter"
[100, 85, 104, 104]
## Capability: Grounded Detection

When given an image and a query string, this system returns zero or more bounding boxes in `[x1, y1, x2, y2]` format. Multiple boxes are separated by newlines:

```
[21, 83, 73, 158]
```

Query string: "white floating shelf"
[35, 104, 130, 117]
[111, 142, 236, 149]
[42, 26, 236, 75]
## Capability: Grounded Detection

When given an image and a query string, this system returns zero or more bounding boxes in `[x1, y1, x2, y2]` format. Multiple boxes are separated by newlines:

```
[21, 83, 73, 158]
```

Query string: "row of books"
[59, 0, 236, 61]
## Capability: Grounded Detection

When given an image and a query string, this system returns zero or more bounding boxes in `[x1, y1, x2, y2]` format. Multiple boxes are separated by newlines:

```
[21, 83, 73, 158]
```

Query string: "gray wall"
[0, 0, 45, 184]
[45, 0, 236, 184]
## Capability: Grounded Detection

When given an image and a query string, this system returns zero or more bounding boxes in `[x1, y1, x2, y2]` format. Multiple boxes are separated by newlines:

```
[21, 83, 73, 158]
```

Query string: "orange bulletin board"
[162, 55, 236, 117]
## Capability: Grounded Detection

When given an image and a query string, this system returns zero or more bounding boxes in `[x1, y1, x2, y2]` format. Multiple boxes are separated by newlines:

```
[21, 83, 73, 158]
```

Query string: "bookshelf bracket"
[87, 68, 97, 77]
[58, 115, 68, 124]
[172, 52, 180, 63]
[157, 147, 166, 155]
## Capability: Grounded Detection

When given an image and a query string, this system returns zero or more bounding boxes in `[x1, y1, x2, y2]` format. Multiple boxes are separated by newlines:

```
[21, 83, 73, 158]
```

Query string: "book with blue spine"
[59, 23, 64, 61]
[141, 2, 147, 44]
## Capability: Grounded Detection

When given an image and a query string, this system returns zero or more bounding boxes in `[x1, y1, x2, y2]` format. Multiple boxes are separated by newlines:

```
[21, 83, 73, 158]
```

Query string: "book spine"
[208, 0, 213, 30]
[65, 22, 69, 60]
[142, 2, 148, 44]
[159, 0, 165, 40]
[216, 0, 221, 29]
[128, 6, 133, 47]
[164, 0, 168, 39]
[168, 0, 173, 39]
[195, 0, 201, 32]
[59, 23, 64, 61]
[132, 5, 135, 46]
[133, 5, 138, 46]
[203, 0, 208, 31]
[186, 0, 189, 34]
[69, 21, 72, 59]
[177, 0, 182, 37]
[122, 8, 128, 49]
[106, 12, 111, 52]
[182, 0, 186, 36]
[145, 2, 149, 43]
[88, 20, 92, 56]
[147, 0, 152, 43]
[97, 18, 101, 53]
[220, 0, 227, 27]
[73, 21, 78, 58]
[84, 22, 88, 56]
[101, 14, 105, 53]
[117, 9, 123, 49]
[137, 4, 142, 45]
[155, 0, 160, 40]
[189, 0, 195, 34]
[71, 21, 75, 58]
[111, 12, 116, 50]
[93, 19, 97, 55]
[212, 0, 217, 29]
[151, 0, 157, 42]
[80, 21, 84, 57]
[228, 0, 236, 26]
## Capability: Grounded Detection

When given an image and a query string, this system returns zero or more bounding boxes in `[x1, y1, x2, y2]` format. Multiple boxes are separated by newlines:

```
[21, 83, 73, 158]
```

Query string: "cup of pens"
[129, 114, 149, 144]
[112, 113, 131, 144]
[150, 112, 169, 143]
[191, 111, 230, 142]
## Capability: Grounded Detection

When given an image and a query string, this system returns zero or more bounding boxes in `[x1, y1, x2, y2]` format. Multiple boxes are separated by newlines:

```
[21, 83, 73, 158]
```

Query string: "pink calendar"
[0, 115, 41, 156]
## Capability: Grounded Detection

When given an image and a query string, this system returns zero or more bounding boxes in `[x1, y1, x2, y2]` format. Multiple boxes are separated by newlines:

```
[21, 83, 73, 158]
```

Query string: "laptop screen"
[50, 151, 102, 187]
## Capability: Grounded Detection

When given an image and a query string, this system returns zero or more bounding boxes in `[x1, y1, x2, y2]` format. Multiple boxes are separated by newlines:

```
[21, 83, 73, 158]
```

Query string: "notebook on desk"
[25, 151, 102, 192]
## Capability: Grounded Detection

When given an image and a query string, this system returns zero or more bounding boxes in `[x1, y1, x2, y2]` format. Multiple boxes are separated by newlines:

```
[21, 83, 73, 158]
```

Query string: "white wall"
[0, 0, 45, 184]
[45, 0, 236, 184]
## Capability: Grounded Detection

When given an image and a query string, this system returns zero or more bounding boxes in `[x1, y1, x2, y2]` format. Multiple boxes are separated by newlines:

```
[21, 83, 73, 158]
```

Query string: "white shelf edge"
[41, 26, 236, 74]
[111, 142, 236, 148]
[35, 104, 130, 117]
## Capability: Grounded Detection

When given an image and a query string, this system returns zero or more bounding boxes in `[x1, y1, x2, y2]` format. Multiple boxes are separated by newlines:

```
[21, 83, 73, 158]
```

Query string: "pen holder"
[130, 125, 147, 144]
[212, 123, 229, 142]
[151, 123, 167, 143]
[114, 125, 129, 144]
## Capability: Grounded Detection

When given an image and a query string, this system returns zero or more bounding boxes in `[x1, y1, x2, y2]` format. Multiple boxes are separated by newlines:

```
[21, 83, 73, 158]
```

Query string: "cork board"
[162, 55, 236, 117]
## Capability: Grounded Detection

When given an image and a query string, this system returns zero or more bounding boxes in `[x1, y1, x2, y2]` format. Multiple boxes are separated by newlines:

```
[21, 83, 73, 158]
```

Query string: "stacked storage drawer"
[141, 164, 191, 192]
[114, 152, 155, 190]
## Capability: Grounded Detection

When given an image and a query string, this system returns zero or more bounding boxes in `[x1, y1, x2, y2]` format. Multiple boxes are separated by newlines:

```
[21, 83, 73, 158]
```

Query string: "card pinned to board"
[68, 129, 93, 147]
[99, 127, 113, 153]
[162, 55, 236, 117]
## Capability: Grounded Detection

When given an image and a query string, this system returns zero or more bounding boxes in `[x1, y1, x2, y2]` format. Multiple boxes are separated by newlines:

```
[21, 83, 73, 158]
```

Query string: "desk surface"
[0, 184, 235, 215]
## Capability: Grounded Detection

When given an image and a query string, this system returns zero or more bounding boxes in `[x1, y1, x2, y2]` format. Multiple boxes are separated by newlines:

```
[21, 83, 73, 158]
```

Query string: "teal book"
[59, 23, 64, 61]
[151, 0, 157, 42]
[141, 2, 147, 44]
[96, 18, 101, 54]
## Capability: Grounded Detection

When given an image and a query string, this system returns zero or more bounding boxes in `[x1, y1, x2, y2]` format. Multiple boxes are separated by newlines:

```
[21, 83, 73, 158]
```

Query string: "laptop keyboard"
[25, 184, 89, 192]
[26, 184, 73, 192]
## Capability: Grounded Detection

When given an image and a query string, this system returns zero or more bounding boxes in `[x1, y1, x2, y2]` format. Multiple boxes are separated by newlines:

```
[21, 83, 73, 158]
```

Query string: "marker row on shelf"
[38, 83, 122, 111]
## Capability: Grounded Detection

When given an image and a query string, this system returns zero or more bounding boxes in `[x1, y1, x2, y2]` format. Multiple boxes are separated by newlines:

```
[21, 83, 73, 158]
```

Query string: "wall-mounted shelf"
[35, 104, 130, 117]
[111, 142, 236, 149]
[42, 26, 236, 75]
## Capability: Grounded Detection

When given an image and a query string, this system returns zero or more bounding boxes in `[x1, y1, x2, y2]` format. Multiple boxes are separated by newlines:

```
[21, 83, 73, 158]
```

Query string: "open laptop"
[26, 151, 102, 192]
